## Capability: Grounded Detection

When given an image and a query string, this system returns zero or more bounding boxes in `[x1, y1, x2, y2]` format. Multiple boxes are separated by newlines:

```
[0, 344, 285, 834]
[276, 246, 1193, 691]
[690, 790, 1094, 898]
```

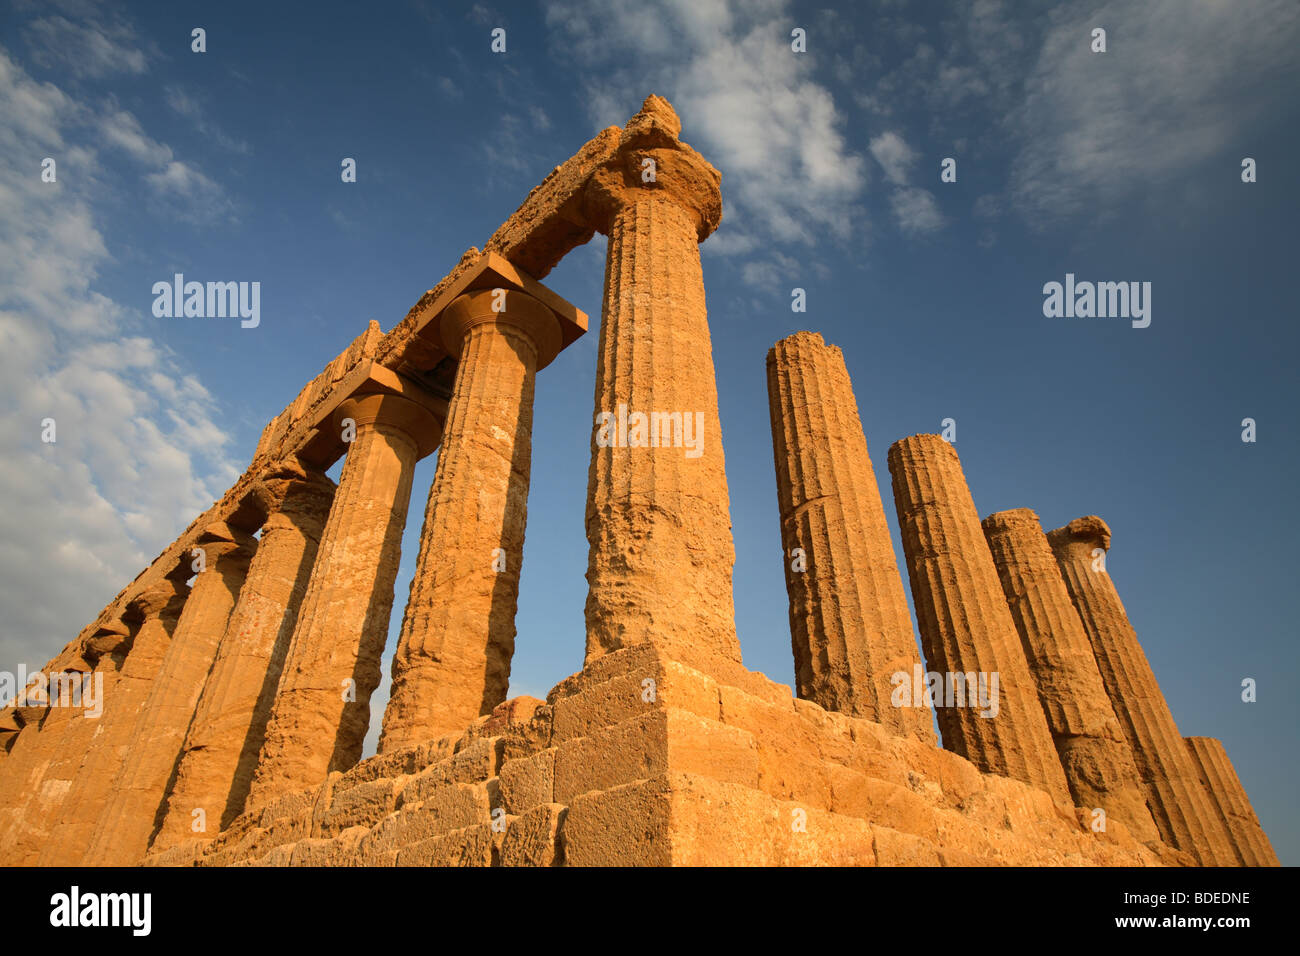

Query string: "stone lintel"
[404, 251, 587, 358]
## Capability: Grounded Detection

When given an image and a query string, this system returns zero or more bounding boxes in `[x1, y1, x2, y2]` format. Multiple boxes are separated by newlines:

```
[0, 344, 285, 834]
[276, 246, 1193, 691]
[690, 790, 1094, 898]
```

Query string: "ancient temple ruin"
[0, 97, 1277, 867]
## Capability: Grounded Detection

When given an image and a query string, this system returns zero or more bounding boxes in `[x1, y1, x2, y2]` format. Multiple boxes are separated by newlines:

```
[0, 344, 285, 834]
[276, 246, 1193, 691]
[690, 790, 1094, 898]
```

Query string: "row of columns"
[764, 330, 1276, 865]
[2, 95, 709, 865]
[0, 281, 572, 864]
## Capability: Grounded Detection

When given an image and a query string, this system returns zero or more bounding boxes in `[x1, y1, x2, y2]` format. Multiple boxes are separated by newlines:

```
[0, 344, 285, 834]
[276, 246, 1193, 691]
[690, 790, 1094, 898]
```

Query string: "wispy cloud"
[1008, 0, 1300, 224]
[0, 46, 239, 669]
[544, 0, 867, 252]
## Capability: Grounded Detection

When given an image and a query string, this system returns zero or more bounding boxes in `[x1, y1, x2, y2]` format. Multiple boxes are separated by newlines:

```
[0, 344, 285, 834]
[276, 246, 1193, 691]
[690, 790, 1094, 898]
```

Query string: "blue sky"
[1, 0, 1296, 863]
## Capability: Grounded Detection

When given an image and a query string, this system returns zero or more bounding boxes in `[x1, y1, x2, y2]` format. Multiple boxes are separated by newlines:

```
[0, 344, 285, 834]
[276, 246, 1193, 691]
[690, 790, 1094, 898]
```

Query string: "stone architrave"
[765, 331, 934, 742]
[887, 435, 1070, 803]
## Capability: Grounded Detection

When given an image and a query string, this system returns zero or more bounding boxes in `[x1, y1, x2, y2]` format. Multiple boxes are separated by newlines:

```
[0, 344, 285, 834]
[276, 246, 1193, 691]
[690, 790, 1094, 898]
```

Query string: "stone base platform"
[145, 646, 1188, 867]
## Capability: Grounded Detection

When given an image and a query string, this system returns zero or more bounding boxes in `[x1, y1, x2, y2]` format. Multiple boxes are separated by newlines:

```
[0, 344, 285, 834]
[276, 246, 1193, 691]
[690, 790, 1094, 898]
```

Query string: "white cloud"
[889, 186, 944, 235]
[22, 12, 150, 79]
[0, 48, 239, 672]
[869, 130, 916, 185]
[545, 0, 866, 250]
[1009, 0, 1300, 223]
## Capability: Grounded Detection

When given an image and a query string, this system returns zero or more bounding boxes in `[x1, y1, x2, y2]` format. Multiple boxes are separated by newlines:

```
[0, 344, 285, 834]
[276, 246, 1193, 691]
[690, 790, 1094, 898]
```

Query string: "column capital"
[440, 289, 562, 370]
[248, 468, 336, 534]
[83, 617, 133, 663]
[193, 522, 257, 568]
[335, 393, 443, 460]
[1046, 515, 1112, 553]
[125, 579, 188, 624]
[581, 96, 722, 242]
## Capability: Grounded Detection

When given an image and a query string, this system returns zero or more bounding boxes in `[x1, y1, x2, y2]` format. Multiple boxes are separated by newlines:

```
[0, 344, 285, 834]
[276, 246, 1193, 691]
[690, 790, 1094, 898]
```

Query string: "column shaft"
[154, 472, 334, 850]
[1048, 516, 1237, 865]
[584, 197, 741, 673]
[1184, 737, 1279, 866]
[887, 435, 1069, 803]
[982, 509, 1160, 842]
[38, 581, 188, 865]
[381, 292, 552, 752]
[766, 332, 933, 741]
[3, 633, 128, 864]
[84, 530, 254, 865]
[246, 395, 429, 809]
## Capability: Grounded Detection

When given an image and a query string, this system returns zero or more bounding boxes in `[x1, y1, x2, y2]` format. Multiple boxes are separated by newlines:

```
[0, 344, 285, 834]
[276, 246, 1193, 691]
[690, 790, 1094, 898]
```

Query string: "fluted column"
[0, 696, 63, 858]
[246, 393, 439, 810]
[982, 508, 1160, 842]
[887, 435, 1069, 803]
[84, 525, 255, 865]
[39, 578, 188, 865]
[580, 95, 741, 674]
[1184, 737, 1279, 867]
[766, 332, 933, 741]
[1048, 516, 1236, 865]
[2, 620, 132, 864]
[154, 466, 335, 851]
[380, 290, 559, 752]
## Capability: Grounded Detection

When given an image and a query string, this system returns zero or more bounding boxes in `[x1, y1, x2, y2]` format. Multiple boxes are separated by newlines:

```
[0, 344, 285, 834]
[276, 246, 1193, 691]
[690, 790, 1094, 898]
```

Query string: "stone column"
[1048, 516, 1236, 865]
[1184, 737, 1279, 867]
[154, 466, 335, 851]
[0, 698, 58, 857]
[246, 393, 439, 810]
[380, 290, 559, 752]
[83, 524, 255, 866]
[887, 435, 1069, 803]
[765, 332, 933, 742]
[982, 508, 1160, 842]
[580, 95, 742, 676]
[38, 578, 189, 865]
[2, 620, 132, 865]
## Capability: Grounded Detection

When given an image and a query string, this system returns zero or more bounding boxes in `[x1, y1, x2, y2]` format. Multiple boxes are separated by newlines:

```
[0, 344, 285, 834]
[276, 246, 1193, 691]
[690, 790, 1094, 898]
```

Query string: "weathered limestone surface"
[1, 622, 132, 864]
[157, 646, 1169, 869]
[765, 331, 934, 742]
[981, 509, 1160, 843]
[1184, 737, 1279, 867]
[381, 289, 561, 752]
[0, 702, 68, 859]
[1048, 517, 1237, 866]
[84, 525, 256, 866]
[246, 394, 439, 811]
[155, 467, 336, 851]
[38, 579, 189, 865]
[887, 436, 1070, 804]
[581, 96, 742, 677]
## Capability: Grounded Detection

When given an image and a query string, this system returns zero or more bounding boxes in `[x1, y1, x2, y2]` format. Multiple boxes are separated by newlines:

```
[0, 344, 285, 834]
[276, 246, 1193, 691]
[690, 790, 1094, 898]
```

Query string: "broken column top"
[585, 94, 722, 242]
[981, 508, 1043, 535]
[766, 331, 847, 365]
[1047, 515, 1112, 551]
